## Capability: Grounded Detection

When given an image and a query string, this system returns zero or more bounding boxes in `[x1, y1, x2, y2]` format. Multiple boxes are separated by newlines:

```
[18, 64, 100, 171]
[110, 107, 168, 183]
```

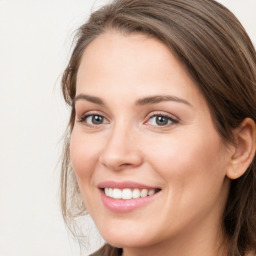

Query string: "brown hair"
[61, 0, 256, 255]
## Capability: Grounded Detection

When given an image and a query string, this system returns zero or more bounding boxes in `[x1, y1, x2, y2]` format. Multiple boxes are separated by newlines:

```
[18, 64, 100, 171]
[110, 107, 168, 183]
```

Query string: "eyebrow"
[74, 94, 105, 106]
[135, 95, 192, 106]
[73, 94, 191, 107]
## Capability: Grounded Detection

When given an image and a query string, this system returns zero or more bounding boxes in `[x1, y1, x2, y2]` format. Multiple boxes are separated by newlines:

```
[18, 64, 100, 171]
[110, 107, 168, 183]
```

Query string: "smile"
[104, 188, 160, 200]
[98, 181, 161, 212]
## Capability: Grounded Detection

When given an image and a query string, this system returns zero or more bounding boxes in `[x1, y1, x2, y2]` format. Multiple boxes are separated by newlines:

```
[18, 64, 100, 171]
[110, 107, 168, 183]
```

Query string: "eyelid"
[144, 111, 179, 126]
[76, 110, 178, 128]
[77, 110, 109, 125]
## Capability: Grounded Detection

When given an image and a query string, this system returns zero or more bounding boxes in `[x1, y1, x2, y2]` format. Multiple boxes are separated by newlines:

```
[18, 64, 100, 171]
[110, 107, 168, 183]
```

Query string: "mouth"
[102, 187, 161, 200]
[98, 182, 161, 212]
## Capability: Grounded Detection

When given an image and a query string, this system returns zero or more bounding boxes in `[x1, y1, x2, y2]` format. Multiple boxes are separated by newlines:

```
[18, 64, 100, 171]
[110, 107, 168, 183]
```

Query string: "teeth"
[141, 189, 148, 197]
[104, 188, 158, 200]
[113, 188, 122, 199]
[148, 189, 155, 196]
[109, 188, 113, 197]
[132, 189, 140, 199]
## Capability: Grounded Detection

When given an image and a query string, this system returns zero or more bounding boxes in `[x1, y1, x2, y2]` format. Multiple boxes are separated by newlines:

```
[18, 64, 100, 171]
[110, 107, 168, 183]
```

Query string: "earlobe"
[226, 118, 256, 180]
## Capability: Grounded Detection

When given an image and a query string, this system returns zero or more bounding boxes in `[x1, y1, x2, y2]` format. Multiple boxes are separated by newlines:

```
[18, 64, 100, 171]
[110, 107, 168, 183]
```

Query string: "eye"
[87, 115, 105, 125]
[78, 114, 108, 126]
[146, 114, 178, 127]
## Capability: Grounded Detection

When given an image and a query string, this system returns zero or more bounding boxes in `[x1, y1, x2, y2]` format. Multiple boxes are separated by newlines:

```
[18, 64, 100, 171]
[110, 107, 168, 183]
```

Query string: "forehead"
[77, 32, 176, 81]
[76, 31, 205, 107]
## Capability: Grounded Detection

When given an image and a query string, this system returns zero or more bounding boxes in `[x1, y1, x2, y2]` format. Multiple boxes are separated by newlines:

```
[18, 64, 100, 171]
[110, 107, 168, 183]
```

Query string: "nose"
[99, 123, 143, 171]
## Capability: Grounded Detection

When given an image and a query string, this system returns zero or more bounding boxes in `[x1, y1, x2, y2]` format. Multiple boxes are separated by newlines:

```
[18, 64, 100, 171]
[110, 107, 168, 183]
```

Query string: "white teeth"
[112, 188, 122, 199]
[148, 189, 155, 196]
[105, 188, 109, 196]
[141, 189, 148, 197]
[122, 188, 133, 199]
[109, 188, 113, 197]
[132, 189, 140, 199]
[104, 188, 158, 200]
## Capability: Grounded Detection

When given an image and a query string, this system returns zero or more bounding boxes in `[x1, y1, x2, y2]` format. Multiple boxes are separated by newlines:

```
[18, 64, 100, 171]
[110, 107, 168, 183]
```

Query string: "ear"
[226, 118, 256, 180]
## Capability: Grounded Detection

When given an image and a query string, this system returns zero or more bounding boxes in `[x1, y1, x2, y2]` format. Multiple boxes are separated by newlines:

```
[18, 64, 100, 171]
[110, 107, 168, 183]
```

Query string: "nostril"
[99, 145, 143, 170]
[120, 163, 132, 166]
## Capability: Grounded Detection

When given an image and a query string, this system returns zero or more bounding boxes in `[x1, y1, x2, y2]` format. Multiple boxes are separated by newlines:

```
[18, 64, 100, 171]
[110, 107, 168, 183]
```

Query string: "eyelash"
[145, 112, 178, 127]
[77, 111, 178, 128]
[77, 112, 108, 127]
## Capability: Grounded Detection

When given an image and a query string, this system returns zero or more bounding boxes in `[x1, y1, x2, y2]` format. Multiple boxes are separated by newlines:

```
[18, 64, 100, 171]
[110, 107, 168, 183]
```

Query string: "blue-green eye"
[148, 115, 177, 126]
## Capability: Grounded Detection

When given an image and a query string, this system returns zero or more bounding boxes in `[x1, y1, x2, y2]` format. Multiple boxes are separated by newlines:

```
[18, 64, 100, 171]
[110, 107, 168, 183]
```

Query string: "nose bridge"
[99, 118, 142, 170]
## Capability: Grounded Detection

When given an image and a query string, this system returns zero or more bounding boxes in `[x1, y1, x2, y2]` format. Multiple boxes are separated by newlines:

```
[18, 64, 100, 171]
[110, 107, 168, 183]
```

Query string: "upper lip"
[98, 181, 160, 190]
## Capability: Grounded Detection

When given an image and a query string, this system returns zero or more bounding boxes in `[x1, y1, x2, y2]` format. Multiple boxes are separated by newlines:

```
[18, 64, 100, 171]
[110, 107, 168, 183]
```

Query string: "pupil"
[156, 116, 168, 126]
[92, 115, 103, 124]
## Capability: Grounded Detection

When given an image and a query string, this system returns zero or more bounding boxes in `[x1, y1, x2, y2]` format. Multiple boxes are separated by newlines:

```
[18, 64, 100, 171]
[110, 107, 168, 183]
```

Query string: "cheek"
[70, 130, 101, 180]
[145, 128, 228, 191]
[144, 129, 230, 227]
[69, 130, 104, 213]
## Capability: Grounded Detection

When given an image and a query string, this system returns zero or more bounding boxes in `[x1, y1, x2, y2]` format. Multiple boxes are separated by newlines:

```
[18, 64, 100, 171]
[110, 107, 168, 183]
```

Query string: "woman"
[60, 0, 256, 255]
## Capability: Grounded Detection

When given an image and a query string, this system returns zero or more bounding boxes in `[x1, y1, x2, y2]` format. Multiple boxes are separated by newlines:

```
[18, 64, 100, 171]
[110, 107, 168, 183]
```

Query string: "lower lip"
[100, 190, 159, 213]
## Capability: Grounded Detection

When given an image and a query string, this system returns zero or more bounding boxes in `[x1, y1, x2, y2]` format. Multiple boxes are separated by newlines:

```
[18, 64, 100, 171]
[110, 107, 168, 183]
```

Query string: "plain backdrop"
[0, 1, 255, 256]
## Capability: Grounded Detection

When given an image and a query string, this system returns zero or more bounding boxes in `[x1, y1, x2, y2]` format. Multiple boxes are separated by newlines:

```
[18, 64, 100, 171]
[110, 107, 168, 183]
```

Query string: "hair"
[60, 0, 256, 255]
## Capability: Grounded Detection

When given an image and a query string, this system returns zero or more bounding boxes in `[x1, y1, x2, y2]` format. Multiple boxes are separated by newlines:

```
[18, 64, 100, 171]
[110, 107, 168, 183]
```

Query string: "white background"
[0, 1, 255, 256]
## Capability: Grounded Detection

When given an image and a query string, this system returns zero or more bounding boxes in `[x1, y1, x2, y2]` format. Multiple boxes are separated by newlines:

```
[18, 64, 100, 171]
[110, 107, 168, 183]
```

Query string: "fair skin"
[70, 32, 255, 256]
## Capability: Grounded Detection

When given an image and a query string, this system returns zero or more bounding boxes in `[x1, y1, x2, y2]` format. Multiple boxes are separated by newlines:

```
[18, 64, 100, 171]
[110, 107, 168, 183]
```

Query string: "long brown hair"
[61, 0, 256, 255]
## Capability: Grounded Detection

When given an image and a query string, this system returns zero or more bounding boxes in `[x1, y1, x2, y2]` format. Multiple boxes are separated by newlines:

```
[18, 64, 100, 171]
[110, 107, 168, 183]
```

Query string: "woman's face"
[71, 32, 232, 252]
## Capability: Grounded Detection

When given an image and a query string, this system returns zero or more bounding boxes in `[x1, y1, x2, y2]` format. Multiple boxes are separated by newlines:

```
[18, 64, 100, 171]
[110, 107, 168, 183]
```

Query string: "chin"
[105, 237, 149, 249]
[99, 227, 154, 248]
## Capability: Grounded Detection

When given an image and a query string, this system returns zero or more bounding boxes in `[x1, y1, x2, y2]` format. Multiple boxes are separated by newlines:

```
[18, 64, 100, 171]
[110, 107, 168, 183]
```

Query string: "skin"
[70, 31, 239, 256]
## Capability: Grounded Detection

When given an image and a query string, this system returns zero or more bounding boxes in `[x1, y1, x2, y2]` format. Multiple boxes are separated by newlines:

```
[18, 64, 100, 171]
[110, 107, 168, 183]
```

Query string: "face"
[71, 32, 232, 253]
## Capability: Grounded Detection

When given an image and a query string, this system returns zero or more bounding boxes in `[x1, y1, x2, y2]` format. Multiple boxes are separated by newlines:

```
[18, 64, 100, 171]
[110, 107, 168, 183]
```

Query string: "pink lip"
[98, 181, 161, 213]
[100, 190, 159, 212]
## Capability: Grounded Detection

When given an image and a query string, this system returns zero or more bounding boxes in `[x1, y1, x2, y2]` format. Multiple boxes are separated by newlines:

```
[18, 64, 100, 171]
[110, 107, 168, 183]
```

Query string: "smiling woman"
[60, 0, 256, 256]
